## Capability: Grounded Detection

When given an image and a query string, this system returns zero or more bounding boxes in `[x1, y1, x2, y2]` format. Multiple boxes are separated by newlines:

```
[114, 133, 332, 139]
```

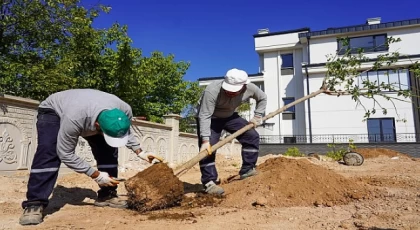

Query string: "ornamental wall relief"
[0, 118, 31, 171]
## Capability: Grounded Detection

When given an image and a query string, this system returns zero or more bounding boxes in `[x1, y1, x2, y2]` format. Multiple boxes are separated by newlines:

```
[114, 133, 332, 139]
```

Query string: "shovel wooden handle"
[173, 88, 325, 177]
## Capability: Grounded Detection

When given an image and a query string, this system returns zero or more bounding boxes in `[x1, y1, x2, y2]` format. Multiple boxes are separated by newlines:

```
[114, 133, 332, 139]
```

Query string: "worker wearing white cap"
[196, 68, 267, 195]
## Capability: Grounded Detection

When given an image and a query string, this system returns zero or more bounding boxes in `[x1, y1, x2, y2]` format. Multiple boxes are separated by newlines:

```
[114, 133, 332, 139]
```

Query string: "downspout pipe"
[305, 36, 313, 143]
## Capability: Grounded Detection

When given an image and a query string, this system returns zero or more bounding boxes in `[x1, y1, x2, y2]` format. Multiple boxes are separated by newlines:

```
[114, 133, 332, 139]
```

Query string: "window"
[253, 81, 265, 92]
[282, 97, 295, 120]
[367, 118, 396, 142]
[283, 136, 296, 143]
[281, 53, 294, 75]
[398, 69, 409, 90]
[338, 34, 388, 54]
[357, 69, 410, 91]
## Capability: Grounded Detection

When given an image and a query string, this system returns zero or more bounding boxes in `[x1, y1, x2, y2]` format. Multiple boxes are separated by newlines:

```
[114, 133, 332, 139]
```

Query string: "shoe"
[19, 205, 44, 225]
[204, 181, 225, 195]
[240, 168, 258, 180]
[94, 196, 128, 209]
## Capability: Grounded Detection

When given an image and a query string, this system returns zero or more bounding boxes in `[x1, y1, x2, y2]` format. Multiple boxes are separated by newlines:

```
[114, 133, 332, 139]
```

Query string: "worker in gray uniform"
[19, 89, 162, 226]
[196, 68, 267, 195]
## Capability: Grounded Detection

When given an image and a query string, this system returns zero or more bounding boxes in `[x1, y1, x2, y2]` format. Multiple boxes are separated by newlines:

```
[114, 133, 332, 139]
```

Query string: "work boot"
[240, 168, 258, 180]
[94, 191, 127, 209]
[204, 181, 225, 195]
[19, 205, 44, 225]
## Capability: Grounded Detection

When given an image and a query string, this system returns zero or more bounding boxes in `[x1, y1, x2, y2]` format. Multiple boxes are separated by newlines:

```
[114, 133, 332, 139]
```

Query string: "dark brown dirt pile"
[147, 212, 202, 221]
[180, 193, 224, 209]
[355, 148, 406, 159]
[125, 163, 184, 212]
[221, 157, 373, 208]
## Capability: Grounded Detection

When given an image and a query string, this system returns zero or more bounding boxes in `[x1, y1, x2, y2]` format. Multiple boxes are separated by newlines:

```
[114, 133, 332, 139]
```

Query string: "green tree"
[0, 0, 201, 122]
[0, 0, 112, 98]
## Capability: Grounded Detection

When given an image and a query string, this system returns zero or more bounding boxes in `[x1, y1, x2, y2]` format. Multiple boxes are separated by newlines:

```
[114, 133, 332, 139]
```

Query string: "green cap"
[98, 108, 130, 147]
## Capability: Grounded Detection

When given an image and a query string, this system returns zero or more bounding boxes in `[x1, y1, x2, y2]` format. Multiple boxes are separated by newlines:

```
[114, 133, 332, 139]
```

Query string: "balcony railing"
[259, 133, 420, 144]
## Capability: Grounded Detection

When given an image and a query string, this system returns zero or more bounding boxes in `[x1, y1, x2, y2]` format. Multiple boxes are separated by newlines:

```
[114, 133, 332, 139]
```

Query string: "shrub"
[284, 147, 305, 157]
[326, 139, 357, 161]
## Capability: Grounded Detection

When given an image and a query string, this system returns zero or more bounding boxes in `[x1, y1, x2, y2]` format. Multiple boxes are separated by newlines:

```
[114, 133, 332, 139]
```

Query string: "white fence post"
[163, 114, 181, 164]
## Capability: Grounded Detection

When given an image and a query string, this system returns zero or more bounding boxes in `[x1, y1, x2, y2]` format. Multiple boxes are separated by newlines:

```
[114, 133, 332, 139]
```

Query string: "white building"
[198, 17, 420, 144]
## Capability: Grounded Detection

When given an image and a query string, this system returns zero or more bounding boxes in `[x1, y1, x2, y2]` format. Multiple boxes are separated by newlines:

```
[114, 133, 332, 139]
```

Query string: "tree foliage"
[0, 0, 201, 122]
[323, 36, 419, 121]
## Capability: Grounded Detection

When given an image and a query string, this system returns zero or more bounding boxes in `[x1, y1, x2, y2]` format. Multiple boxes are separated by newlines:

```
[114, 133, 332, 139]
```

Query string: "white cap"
[221, 68, 250, 92]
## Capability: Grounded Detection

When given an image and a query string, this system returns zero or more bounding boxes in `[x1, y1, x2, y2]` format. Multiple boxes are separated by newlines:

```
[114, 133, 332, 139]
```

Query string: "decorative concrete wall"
[0, 94, 242, 174]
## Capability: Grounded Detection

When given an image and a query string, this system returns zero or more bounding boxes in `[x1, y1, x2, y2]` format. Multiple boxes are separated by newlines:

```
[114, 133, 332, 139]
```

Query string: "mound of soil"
[221, 157, 373, 208]
[125, 163, 184, 212]
[356, 148, 405, 159]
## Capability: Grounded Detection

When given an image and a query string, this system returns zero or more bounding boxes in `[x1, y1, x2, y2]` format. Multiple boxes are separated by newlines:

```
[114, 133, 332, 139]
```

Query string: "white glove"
[200, 141, 212, 155]
[138, 151, 164, 164]
[93, 171, 119, 187]
[250, 115, 263, 127]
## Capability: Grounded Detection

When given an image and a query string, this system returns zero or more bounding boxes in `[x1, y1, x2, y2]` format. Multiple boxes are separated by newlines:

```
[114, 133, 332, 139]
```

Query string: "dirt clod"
[252, 197, 268, 207]
[125, 163, 184, 212]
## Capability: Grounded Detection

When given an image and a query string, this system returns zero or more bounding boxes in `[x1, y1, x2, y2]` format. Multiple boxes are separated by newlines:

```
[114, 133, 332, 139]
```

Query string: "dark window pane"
[381, 119, 394, 133]
[282, 113, 295, 120]
[367, 119, 380, 132]
[367, 119, 381, 142]
[338, 39, 348, 51]
[254, 82, 265, 92]
[284, 137, 296, 143]
[375, 35, 387, 48]
[382, 119, 395, 142]
[283, 98, 295, 112]
[281, 68, 294, 75]
[281, 54, 293, 68]
[338, 34, 388, 54]
[350, 36, 374, 50]
[367, 118, 396, 143]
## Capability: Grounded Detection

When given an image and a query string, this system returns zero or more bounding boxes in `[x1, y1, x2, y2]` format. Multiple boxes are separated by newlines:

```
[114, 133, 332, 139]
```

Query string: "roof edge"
[299, 18, 420, 38]
[253, 27, 311, 38]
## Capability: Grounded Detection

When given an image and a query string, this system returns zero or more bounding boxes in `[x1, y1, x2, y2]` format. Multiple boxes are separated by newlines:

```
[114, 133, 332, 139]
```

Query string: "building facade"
[198, 17, 420, 144]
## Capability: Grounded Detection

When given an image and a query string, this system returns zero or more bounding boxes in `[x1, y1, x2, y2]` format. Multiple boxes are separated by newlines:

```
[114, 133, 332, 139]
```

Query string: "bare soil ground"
[1, 148, 420, 230]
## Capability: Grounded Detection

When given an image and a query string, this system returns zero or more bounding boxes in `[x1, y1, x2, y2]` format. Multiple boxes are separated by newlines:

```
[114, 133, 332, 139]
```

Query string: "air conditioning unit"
[366, 17, 381, 25]
[257, 28, 270, 34]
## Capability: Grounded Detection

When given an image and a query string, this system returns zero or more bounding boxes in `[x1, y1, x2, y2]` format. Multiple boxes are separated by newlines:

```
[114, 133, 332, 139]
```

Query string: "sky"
[81, 0, 420, 82]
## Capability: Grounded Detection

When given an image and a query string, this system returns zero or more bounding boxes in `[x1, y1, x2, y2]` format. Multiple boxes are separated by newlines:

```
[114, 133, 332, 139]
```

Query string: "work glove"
[249, 115, 263, 127]
[200, 141, 212, 155]
[93, 171, 119, 187]
[138, 151, 164, 164]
